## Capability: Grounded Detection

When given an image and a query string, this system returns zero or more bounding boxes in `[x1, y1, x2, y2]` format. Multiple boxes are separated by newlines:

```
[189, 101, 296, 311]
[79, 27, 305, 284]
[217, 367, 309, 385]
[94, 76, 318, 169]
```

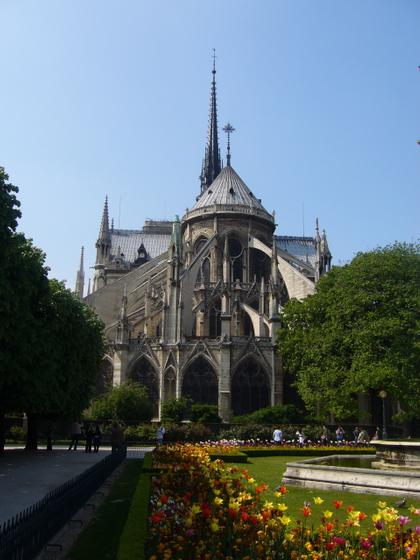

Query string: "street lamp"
[379, 390, 388, 440]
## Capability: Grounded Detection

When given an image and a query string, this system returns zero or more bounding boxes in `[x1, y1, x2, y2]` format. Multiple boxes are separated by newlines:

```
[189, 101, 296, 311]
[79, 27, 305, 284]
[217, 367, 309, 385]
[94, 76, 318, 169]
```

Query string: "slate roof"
[110, 229, 171, 263]
[192, 165, 270, 215]
[276, 236, 317, 269]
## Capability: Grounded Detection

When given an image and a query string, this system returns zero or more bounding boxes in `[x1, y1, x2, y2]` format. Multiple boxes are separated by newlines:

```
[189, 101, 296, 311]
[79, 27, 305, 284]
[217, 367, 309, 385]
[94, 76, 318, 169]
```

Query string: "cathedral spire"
[98, 196, 110, 242]
[200, 50, 222, 193]
[75, 246, 85, 299]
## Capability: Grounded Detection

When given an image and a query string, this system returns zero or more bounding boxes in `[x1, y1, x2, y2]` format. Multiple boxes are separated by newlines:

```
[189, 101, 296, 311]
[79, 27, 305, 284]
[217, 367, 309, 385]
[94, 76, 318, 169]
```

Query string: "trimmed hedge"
[243, 448, 374, 457]
[117, 456, 152, 560]
[210, 452, 248, 463]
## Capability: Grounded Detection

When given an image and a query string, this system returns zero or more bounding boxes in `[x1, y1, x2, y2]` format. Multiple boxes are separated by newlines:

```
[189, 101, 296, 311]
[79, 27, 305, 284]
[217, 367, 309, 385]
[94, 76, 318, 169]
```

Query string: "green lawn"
[231, 456, 420, 523]
[66, 459, 143, 560]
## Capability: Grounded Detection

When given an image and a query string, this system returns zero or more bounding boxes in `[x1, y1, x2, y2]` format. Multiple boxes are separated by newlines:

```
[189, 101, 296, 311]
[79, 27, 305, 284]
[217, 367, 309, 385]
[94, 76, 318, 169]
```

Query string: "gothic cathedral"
[76, 63, 332, 421]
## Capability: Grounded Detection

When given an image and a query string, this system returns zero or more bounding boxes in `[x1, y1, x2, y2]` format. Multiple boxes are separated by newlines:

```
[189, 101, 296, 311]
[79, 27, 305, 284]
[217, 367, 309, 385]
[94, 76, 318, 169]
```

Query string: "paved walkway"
[0, 445, 152, 525]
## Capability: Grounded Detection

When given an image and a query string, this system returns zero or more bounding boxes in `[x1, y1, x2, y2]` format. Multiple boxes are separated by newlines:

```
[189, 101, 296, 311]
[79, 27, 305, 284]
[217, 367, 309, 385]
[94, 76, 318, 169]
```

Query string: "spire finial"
[98, 195, 110, 241]
[223, 122, 235, 167]
[199, 51, 222, 193]
[75, 245, 85, 299]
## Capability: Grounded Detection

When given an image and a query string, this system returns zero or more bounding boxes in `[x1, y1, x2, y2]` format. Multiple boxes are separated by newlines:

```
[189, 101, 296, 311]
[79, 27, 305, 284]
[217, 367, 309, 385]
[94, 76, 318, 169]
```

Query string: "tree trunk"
[0, 411, 5, 454]
[25, 414, 38, 451]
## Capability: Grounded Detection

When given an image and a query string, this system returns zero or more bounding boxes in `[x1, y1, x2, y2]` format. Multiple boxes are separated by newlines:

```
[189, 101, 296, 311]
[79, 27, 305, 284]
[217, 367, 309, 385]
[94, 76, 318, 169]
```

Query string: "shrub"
[163, 423, 212, 442]
[160, 398, 192, 423]
[232, 404, 303, 425]
[9, 426, 26, 441]
[88, 382, 153, 424]
[190, 404, 221, 424]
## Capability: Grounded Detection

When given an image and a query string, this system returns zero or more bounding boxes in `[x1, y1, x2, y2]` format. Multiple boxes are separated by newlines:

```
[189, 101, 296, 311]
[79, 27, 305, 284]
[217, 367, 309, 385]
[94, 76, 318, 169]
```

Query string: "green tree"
[89, 382, 153, 424]
[161, 397, 192, 423]
[23, 280, 106, 449]
[0, 167, 106, 450]
[278, 243, 420, 422]
[0, 168, 51, 450]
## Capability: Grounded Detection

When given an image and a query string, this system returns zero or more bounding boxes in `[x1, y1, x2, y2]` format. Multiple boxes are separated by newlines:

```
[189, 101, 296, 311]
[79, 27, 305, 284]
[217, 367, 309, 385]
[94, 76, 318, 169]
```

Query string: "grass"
[66, 459, 143, 560]
[230, 455, 420, 523]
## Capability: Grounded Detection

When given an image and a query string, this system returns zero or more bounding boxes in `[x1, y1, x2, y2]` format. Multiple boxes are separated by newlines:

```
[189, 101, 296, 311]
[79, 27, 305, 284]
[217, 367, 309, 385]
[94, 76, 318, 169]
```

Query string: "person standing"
[320, 425, 329, 445]
[85, 423, 94, 453]
[93, 424, 102, 453]
[156, 425, 165, 446]
[111, 422, 124, 453]
[273, 427, 283, 444]
[68, 421, 82, 451]
[335, 426, 345, 444]
[353, 426, 360, 443]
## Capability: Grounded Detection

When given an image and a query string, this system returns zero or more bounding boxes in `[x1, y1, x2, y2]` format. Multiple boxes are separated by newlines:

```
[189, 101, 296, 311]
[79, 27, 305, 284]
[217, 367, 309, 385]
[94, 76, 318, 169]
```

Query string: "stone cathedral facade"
[77, 64, 332, 421]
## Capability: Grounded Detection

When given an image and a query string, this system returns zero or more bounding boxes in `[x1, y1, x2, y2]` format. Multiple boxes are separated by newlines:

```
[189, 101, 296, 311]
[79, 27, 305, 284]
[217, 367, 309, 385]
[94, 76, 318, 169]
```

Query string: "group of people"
[68, 421, 102, 452]
[272, 425, 382, 445]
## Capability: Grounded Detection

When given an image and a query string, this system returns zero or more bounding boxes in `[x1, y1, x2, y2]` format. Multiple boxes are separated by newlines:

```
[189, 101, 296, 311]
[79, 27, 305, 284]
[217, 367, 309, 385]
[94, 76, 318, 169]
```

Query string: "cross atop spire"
[200, 51, 222, 194]
[223, 122, 235, 167]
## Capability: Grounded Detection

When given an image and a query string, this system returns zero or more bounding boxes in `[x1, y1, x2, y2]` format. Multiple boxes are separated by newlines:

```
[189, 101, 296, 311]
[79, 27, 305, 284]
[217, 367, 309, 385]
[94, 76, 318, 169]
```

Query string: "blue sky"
[1, 0, 419, 289]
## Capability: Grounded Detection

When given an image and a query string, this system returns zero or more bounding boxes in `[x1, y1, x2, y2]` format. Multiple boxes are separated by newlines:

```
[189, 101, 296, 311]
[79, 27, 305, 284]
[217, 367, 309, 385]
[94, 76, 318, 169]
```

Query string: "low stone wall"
[282, 454, 420, 498]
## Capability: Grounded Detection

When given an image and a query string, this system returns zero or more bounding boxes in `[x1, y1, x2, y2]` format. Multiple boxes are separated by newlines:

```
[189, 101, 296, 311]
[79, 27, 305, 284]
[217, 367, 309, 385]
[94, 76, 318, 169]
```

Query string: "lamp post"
[379, 390, 387, 440]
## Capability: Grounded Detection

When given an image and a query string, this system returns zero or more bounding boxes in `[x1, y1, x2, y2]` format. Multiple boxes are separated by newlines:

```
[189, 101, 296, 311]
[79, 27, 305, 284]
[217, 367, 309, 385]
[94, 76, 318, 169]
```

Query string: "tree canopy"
[0, 166, 106, 450]
[278, 242, 420, 422]
[88, 382, 153, 424]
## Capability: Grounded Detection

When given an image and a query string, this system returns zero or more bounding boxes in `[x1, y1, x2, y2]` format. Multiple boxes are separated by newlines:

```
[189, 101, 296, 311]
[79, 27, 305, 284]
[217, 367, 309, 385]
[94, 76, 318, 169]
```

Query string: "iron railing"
[0, 448, 126, 560]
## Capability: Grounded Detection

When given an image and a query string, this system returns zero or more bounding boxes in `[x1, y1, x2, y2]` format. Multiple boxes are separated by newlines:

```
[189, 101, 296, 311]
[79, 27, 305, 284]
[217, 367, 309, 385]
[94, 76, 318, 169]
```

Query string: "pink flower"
[415, 525, 420, 535]
[186, 529, 194, 537]
[398, 516, 410, 526]
[360, 538, 372, 550]
[333, 536, 346, 546]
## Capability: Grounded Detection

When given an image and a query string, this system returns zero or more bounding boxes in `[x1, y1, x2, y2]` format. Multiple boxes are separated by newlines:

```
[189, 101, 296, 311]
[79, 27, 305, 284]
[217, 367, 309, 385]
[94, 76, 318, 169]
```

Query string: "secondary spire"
[200, 49, 222, 193]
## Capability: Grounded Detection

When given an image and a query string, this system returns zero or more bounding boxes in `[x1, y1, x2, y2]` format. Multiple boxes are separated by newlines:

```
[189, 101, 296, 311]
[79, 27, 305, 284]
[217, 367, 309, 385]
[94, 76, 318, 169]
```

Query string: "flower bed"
[146, 444, 420, 559]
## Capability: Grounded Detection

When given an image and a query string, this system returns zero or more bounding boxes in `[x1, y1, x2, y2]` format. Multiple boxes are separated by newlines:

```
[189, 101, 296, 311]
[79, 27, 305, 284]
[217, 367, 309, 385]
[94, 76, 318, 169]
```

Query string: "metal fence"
[0, 448, 126, 560]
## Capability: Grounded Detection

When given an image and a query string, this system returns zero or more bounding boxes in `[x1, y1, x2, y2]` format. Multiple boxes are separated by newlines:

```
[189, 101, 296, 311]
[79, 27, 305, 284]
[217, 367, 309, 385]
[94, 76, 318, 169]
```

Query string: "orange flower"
[358, 511, 367, 521]
[334, 500, 343, 509]
[256, 483, 268, 494]
[325, 522, 334, 532]
[302, 506, 312, 517]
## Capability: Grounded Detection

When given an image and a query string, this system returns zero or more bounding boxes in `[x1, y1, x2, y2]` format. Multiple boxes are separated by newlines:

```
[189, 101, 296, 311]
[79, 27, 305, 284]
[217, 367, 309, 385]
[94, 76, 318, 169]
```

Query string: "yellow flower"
[248, 477, 255, 484]
[191, 504, 201, 515]
[304, 542, 313, 551]
[213, 489, 221, 496]
[277, 503, 288, 512]
[323, 510, 333, 519]
[280, 515, 291, 525]
[263, 501, 274, 509]
[210, 519, 220, 532]
[314, 497, 324, 505]
[214, 496, 223, 506]
[372, 513, 382, 523]
[377, 501, 387, 508]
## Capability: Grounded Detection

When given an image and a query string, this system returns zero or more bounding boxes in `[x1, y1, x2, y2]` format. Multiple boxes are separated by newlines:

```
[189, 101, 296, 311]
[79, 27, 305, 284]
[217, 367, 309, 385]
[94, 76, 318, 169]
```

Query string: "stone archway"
[129, 356, 159, 416]
[231, 356, 270, 415]
[182, 356, 218, 405]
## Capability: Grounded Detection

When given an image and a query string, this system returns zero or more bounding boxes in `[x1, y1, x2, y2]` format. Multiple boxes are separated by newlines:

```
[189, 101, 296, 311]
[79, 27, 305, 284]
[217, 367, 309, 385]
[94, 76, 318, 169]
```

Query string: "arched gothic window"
[229, 238, 243, 282]
[231, 357, 270, 415]
[182, 357, 218, 405]
[164, 368, 176, 401]
[129, 357, 159, 416]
